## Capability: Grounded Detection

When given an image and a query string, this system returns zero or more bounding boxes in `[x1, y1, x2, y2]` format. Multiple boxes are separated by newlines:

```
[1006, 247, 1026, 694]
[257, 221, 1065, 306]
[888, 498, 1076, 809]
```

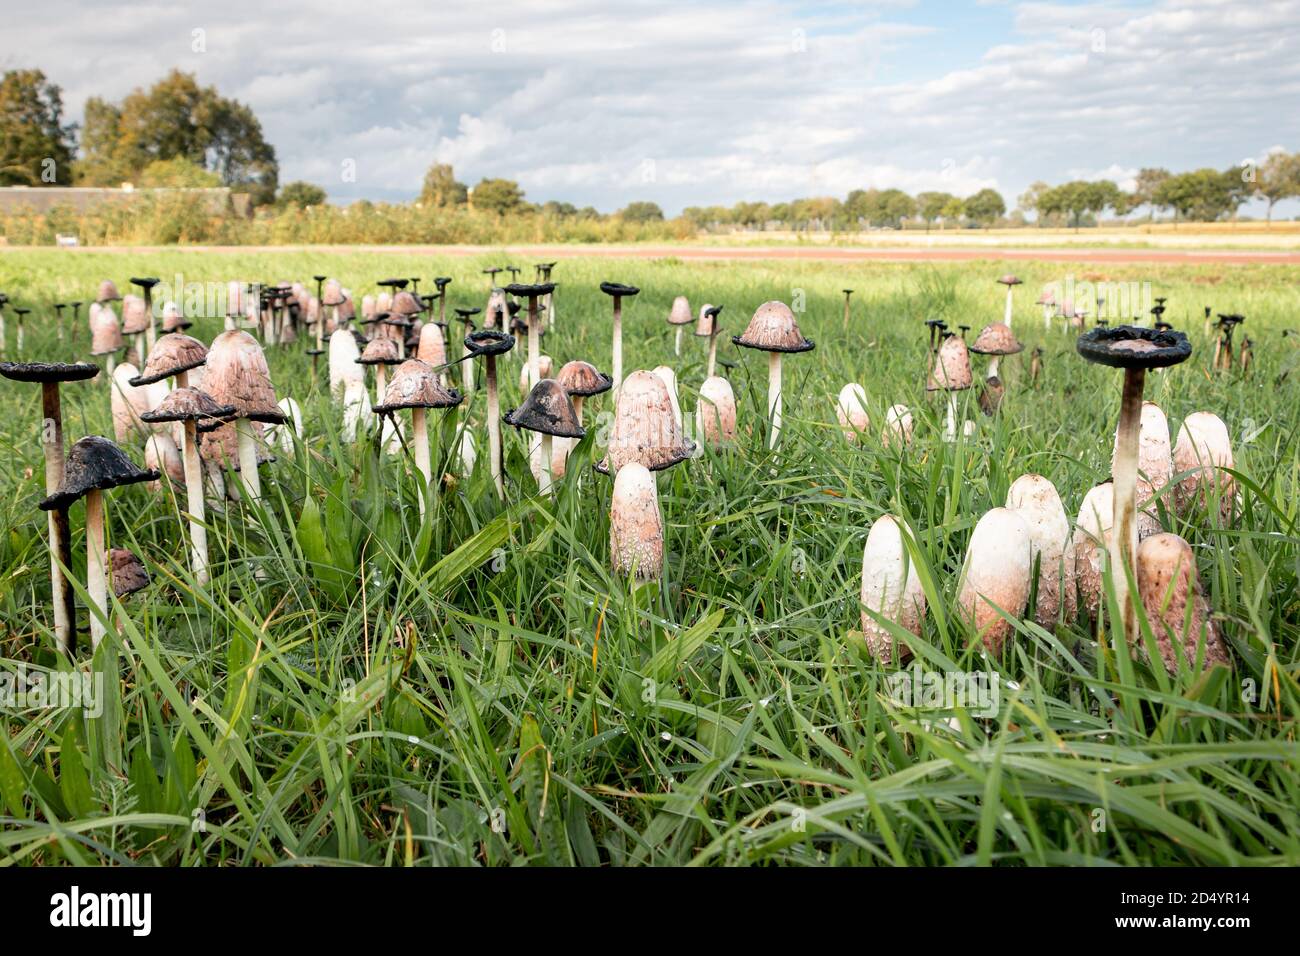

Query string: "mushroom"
[1173, 411, 1235, 521]
[555, 359, 612, 473]
[341, 379, 373, 443]
[464, 329, 515, 499]
[652, 366, 683, 430]
[454, 307, 481, 394]
[997, 274, 1022, 328]
[599, 282, 640, 391]
[882, 403, 914, 449]
[732, 300, 815, 448]
[1077, 325, 1192, 645]
[90, 305, 124, 375]
[144, 432, 185, 489]
[329, 327, 364, 400]
[484, 288, 508, 330]
[0, 292, 8, 353]
[1030, 347, 1043, 387]
[374, 359, 462, 513]
[955, 507, 1032, 653]
[129, 277, 161, 351]
[1037, 290, 1056, 330]
[610, 462, 663, 580]
[141, 388, 236, 584]
[359, 337, 402, 407]
[667, 295, 692, 356]
[483, 267, 503, 288]
[130, 333, 207, 390]
[1136, 533, 1231, 673]
[504, 378, 585, 497]
[504, 283, 556, 397]
[841, 289, 854, 330]
[534, 262, 558, 327]
[596, 370, 694, 475]
[518, 354, 553, 392]
[969, 322, 1022, 382]
[1006, 474, 1076, 630]
[695, 376, 737, 447]
[0, 359, 100, 654]
[264, 397, 304, 456]
[1114, 400, 1173, 536]
[39, 435, 159, 648]
[859, 514, 925, 661]
[835, 383, 870, 441]
[11, 308, 30, 355]
[926, 334, 973, 441]
[109, 547, 150, 601]
[111, 364, 167, 443]
[694, 305, 724, 378]
[96, 279, 122, 305]
[204, 330, 285, 501]
[1072, 480, 1114, 622]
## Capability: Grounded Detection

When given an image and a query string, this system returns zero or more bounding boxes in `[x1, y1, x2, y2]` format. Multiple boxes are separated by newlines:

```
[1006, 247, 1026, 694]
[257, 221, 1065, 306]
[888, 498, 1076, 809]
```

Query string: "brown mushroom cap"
[121, 294, 151, 335]
[1136, 533, 1231, 672]
[204, 330, 286, 424]
[97, 279, 122, 303]
[997, 275, 1023, 286]
[694, 303, 717, 338]
[140, 386, 235, 424]
[969, 322, 1023, 356]
[926, 336, 974, 391]
[667, 295, 693, 326]
[390, 290, 425, 316]
[373, 359, 462, 412]
[596, 369, 694, 474]
[556, 360, 612, 397]
[358, 337, 402, 366]
[109, 547, 150, 598]
[504, 379, 586, 438]
[322, 279, 346, 307]
[733, 300, 814, 353]
[91, 308, 124, 355]
[131, 333, 208, 385]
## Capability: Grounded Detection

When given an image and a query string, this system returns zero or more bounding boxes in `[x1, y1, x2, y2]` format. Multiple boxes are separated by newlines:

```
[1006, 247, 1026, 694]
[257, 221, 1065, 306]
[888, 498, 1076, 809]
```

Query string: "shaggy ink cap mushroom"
[600, 281, 640, 299]
[129, 333, 208, 385]
[732, 300, 814, 353]
[205, 330, 287, 424]
[464, 329, 515, 357]
[372, 359, 462, 414]
[504, 379, 586, 439]
[557, 360, 612, 397]
[969, 323, 1023, 356]
[503, 282, 556, 299]
[0, 361, 99, 384]
[140, 387, 235, 426]
[39, 435, 159, 511]
[1076, 325, 1192, 369]
[358, 338, 402, 366]
[109, 547, 150, 598]
[454, 307, 481, 326]
[997, 275, 1023, 286]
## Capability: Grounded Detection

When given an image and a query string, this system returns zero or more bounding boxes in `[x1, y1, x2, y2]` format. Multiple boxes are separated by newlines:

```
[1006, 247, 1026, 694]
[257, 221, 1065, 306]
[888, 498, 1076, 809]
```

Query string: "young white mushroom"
[90, 305, 124, 375]
[926, 336, 973, 441]
[667, 295, 692, 356]
[882, 403, 914, 449]
[733, 301, 815, 449]
[1136, 533, 1230, 673]
[835, 383, 870, 441]
[652, 365, 683, 431]
[121, 294, 150, 365]
[204, 330, 285, 501]
[264, 397, 304, 455]
[1172, 411, 1235, 520]
[144, 432, 184, 489]
[696, 376, 737, 447]
[341, 379, 373, 443]
[859, 514, 926, 662]
[955, 507, 1032, 653]
[610, 461, 663, 580]
[597, 369, 694, 475]
[1006, 474, 1076, 629]
[1072, 480, 1114, 621]
[329, 327, 364, 400]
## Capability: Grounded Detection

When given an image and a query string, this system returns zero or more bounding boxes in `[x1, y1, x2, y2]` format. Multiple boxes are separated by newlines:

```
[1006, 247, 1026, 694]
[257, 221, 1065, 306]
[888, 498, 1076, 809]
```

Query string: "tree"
[963, 188, 1006, 228]
[939, 196, 965, 225]
[470, 178, 526, 215]
[848, 188, 915, 228]
[1153, 168, 1247, 222]
[137, 157, 221, 187]
[419, 163, 467, 207]
[0, 69, 77, 185]
[1035, 180, 1122, 230]
[277, 181, 328, 208]
[1131, 168, 1171, 220]
[619, 201, 664, 223]
[1255, 151, 1300, 222]
[1017, 181, 1050, 224]
[916, 191, 958, 231]
[77, 69, 278, 203]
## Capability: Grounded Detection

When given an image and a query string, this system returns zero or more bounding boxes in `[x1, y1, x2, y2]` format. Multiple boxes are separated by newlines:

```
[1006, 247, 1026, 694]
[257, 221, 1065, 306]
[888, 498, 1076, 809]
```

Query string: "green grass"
[0, 249, 1298, 866]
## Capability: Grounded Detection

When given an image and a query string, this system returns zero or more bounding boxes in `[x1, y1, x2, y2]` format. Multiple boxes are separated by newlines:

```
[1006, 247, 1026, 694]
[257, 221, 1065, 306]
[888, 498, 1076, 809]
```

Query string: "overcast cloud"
[3, 0, 1298, 215]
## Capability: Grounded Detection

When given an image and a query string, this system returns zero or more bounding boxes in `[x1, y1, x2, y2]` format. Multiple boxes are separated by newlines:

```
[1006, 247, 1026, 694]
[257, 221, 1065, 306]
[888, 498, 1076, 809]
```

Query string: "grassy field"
[0, 248, 1298, 866]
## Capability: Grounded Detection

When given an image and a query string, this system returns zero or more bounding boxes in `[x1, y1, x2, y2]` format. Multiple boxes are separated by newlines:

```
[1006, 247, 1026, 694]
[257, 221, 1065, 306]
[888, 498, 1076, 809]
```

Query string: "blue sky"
[5, 0, 1299, 216]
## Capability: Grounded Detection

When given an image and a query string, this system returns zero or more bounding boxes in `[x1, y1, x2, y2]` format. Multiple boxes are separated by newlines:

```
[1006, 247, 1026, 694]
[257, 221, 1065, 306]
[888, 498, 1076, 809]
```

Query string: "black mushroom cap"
[110, 547, 150, 598]
[434, 277, 452, 290]
[503, 379, 586, 439]
[39, 435, 159, 510]
[130, 277, 161, 290]
[0, 361, 100, 384]
[507, 301, 522, 317]
[454, 307, 482, 322]
[1076, 325, 1192, 370]
[843, 289, 854, 294]
[503, 282, 556, 298]
[313, 274, 328, 283]
[464, 329, 515, 358]
[599, 282, 640, 298]
[378, 278, 409, 289]
[140, 387, 235, 424]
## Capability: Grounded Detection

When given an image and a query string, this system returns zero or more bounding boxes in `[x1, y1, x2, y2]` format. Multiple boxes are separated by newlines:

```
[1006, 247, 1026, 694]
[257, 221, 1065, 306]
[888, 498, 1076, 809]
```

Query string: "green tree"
[619, 200, 665, 222]
[1017, 181, 1049, 223]
[1255, 151, 1300, 222]
[277, 180, 328, 208]
[1153, 168, 1247, 222]
[419, 163, 467, 207]
[77, 69, 278, 203]
[0, 69, 77, 185]
[916, 191, 958, 231]
[939, 196, 965, 225]
[470, 178, 527, 215]
[137, 157, 221, 187]
[963, 188, 1005, 228]
[1131, 168, 1171, 220]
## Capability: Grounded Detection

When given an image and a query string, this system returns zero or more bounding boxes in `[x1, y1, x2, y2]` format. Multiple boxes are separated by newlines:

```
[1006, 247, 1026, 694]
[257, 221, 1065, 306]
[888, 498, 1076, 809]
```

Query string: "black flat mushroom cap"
[434, 277, 452, 289]
[130, 277, 161, 290]
[1076, 325, 1192, 370]
[503, 283, 556, 298]
[455, 307, 482, 322]
[599, 282, 640, 298]
[464, 329, 515, 357]
[503, 379, 586, 439]
[40, 435, 159, 510]
[0, 361, 100, 384]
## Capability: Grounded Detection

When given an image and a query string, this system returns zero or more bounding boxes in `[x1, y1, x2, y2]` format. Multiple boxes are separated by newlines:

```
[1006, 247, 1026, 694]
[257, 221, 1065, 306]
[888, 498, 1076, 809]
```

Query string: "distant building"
[0, 185, 253, 218]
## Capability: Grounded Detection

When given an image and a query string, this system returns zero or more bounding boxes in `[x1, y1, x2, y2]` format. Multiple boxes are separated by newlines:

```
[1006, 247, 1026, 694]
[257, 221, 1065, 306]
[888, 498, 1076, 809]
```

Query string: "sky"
[4, 0, 1299, 216]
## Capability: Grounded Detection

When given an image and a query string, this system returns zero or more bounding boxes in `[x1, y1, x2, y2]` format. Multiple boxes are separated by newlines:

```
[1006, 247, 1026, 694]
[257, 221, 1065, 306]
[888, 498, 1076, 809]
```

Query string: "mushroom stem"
[612, 297, 623, 391]
[538, 432, 554, 497]
[1003, 287, 1014, 329]
[707, 331, 719, 379]
[767, 350, 783, 449]
[944, 393, 957, 441]
[143, 288, 157, 350]
[486, 356, 504, 499]
[1111, 367, 1145, 647]
[842, 295, 851, 330]
[17, 318, 25, 354]
[989, 355, 1001, 378]
[236, 418, 262, 501]
[0, 312, 6, 353]
[547, 286, 556, 331]
[182, 419, 210, 585]
[375, 364, 388, 408]
[461, 333, 474, 394]
[105, 352, 116, 377]
[572, 394, 585, 424]
[412, 406, 431, 515]
[527, 297, 540, 390]
[85, 488, 108, 649]
[134, 332, 145, 367]
[674, 326, 683, 357]
[41, 382, 75, 655]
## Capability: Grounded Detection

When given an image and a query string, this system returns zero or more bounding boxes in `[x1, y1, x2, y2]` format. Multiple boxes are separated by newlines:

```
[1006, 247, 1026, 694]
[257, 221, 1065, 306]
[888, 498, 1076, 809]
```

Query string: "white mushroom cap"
[1006, 474, 1076, 629]
[696, 376, 737, 446]
[956, 507, 1032, 653]
[329, 328, 364, 399]
[1136, 533, 1231, 673]
[610, 462, 663, 580]
[518, 354, 553, 391]
[341, 379, 372, 442]
[144, 432, 184, 489]
[1072, 480, 1113, 619]
[835, 383, 869, 441]
[264, 397, 304, 455]
[860, 514, 926, 661]
[883, 404, 914, 449]
[1172, 411, 1235, 519]
[652, 365, 683, 431]
[416, 322, 448, 367]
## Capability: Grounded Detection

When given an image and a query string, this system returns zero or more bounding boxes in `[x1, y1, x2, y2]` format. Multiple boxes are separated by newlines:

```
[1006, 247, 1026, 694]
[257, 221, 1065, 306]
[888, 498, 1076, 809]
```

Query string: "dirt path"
[11, 244, 1300, 265]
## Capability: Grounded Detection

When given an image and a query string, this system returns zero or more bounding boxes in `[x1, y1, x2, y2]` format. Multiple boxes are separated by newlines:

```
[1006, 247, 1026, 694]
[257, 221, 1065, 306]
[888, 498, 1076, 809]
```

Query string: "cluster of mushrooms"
[0, 270, 1243, 678]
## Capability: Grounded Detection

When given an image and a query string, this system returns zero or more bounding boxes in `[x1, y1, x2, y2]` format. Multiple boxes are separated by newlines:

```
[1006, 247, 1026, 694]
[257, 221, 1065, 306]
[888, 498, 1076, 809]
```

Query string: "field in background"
[0, 249, 1297, 866]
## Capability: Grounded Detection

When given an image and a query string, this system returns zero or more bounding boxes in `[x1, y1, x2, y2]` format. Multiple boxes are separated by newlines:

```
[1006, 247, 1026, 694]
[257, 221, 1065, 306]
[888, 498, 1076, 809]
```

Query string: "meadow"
[0, 248, 1298, 866]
